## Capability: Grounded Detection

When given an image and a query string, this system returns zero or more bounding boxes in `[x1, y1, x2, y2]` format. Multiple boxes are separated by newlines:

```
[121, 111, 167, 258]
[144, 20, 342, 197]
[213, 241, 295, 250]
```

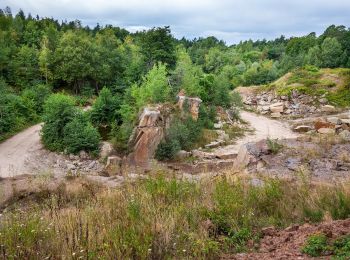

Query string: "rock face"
[177, 90, 202, 120]
[128, 106, 170, 166]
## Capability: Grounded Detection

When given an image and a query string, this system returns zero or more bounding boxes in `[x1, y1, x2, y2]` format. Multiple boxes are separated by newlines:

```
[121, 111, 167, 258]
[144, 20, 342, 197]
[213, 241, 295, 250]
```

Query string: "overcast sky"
[2, 0, 350, 44]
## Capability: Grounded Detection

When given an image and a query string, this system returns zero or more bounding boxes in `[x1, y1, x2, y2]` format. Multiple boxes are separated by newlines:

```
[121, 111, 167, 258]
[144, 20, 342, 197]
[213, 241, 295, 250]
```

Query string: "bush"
[155, 116, 202, 161]
[90, 87, 121, 126]
[302, 233, 329, 257]
[41, 94, 76, 151]
[21, 84, 52, 115]
[155, 139, 181, 161]
[63, 112, 100, 154]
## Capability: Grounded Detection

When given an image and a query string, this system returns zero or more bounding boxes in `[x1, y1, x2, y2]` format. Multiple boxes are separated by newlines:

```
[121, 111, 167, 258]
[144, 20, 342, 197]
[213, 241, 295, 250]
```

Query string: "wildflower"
[182, 249, 186, 252]
[80, 249, 84, 253]
[72, 252, 76, 256]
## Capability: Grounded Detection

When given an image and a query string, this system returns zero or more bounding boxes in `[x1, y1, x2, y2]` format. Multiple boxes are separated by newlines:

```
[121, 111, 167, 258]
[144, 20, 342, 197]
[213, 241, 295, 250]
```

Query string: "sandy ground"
[0, 124, 44, 178]
[213, 111, 299, 157]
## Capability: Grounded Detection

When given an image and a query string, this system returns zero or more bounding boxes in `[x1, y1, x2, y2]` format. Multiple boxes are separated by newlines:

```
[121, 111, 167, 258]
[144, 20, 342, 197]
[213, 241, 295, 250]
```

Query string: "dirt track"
[213, 111, 299, 157]
[0, 124, 43, 177]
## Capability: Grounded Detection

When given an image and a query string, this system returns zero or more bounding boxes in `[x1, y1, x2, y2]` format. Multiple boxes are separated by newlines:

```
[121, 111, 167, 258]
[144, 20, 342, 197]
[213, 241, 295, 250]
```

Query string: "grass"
[1, 173, 350, 258]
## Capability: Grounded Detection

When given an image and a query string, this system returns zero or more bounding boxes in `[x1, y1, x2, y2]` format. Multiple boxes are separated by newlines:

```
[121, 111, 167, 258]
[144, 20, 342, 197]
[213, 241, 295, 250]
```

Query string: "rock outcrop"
[128, 106, 171, 166]
[177, 90, 202, 120]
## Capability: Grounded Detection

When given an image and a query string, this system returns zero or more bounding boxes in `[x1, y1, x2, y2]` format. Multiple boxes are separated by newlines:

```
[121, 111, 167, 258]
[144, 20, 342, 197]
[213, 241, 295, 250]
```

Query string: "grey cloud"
[2, 0, 350, 44]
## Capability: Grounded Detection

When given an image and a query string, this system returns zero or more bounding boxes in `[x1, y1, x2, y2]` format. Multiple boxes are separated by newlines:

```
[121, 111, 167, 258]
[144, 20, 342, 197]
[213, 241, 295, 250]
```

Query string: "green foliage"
[302, 234, 350, 258]
[90, 87, 121, 126]
[321, 37, 344, 68]
[63, 112, 100, 154]
[21, 84, 52, 114]
[302, 233, 329, 257]
[41, 93, 100, 154]
[155, 139, 181, 161]
[155, 116, 202, 161]
[131, 63, 170, 110]
[41, 93, 76, 151]
[139, 26, 176, 69]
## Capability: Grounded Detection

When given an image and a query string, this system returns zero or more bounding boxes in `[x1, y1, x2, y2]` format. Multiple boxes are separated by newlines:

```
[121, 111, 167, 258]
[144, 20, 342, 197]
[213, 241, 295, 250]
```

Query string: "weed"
[267, 138, 283, 154]
[302, 233, 329, 257]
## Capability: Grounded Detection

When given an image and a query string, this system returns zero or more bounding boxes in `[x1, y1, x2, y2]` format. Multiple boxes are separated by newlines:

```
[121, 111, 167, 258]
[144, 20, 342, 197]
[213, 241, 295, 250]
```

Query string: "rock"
[321, 105, 336, 113]
[271, 112, 281, 118]
[175, 150, 191, 160]
[327, 117, 341, 125]
[261, 226, 276, 236]
[319, 98, 328, 104]
[318, 128, 336, 134]
[340, 119, 350, 125]
[69, 154, 79, 160]
[314, 120, 335, 130]
[128, 106, 168, 166]
[105, 156, 122, 175]
[339, 130, 350, 141]
[87, 161, 97, 169]
[269, 102, 284, 113]
[294, 125, 312, 133]
[286, 158, 301, 171]
[216, 130, 229, 141]
[280, 95, 288, 100]
[341, 124, 350, 131]
[205, 141, 223, 149]
[214, 150, 237, 160]
[79, 150, 89, 160]
[177, 90, 202, 120]
[99, 141, 115, 159]
[67, 163, 76, 171]
[192, 150, 216, 159]
[284, 109, 292, 114]
[214, 122, 223, 129]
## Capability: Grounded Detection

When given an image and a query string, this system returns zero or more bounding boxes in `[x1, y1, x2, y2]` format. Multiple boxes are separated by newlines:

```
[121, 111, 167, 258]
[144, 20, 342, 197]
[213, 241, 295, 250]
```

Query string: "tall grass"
[1, 174, 350, 258]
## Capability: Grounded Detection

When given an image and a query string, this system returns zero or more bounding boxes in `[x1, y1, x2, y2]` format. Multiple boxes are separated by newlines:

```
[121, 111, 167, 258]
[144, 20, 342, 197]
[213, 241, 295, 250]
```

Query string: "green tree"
[63, 112, 100, 154]
[139, 26, 176, 69]
[90, 87, 121, 126]
[54, 31, 93, 93]
[11, 45, 39, 88]
[172, 48, 204, 97]
[131, 63, 170, 109]
[321, 37, 344, 68]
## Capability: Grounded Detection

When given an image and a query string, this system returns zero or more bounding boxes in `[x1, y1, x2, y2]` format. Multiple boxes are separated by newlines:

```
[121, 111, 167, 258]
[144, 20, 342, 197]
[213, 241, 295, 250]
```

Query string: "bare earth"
[213, 111, 299, 158]
[0, 124, 44, 177]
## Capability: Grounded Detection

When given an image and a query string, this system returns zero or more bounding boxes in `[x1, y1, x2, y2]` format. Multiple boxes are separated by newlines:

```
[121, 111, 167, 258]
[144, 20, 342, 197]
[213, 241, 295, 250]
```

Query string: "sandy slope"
[0, 124, 43, 177]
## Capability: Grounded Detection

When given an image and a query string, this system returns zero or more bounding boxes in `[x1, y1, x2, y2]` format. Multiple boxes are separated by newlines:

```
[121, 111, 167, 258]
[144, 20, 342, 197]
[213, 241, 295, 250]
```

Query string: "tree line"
[1, 7, 350, 152]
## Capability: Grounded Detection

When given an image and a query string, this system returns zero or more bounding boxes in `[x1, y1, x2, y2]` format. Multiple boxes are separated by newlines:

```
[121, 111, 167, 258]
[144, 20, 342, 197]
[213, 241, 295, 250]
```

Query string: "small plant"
[333, 235, 350, 259]
[302, 233, 329, 257]
[267, 138, 283, 154]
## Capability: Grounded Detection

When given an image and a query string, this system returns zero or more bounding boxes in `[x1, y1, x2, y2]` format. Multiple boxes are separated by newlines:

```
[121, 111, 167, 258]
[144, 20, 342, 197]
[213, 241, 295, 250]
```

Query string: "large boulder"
[177, 90, 202, 120]
[99, 141, 115, 159]
[128, 106, 171, 166]
[321, 105, 336, 113]
[269, 102, 284, 113]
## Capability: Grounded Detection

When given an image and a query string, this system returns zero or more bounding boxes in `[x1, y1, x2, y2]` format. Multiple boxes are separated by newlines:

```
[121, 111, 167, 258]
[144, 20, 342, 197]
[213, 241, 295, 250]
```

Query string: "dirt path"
[0, 124, 43, 177]
[213, 111, 299, 157]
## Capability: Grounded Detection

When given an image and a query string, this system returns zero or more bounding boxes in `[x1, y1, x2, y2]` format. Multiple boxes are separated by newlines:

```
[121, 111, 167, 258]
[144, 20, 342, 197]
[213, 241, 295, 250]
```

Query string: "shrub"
[90, 87, 121, 126]
[155, 139, 181, 161]
[21, 84, 52, 114]
[302, 233, 329, 257]
[41, 93, 76, 151]
[63, 112, 100, 154]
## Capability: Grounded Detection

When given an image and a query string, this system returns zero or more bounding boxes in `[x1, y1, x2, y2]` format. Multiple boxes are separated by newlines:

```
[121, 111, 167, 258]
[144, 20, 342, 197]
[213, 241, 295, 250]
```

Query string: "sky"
[2, 0, 350, 44]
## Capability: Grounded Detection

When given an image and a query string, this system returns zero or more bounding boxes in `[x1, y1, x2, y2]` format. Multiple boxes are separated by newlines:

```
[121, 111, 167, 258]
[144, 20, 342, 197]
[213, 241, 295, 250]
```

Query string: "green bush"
[90, 87, 121, 126]
[155, 139, 181, 161]
[41, 93, 76, 151]
[333, 235, 350, 258]
[155, 116, 202, 161]
[63, 112, 100, 154]
[21, 84, 52, 114]
[302, 233, 329, 257]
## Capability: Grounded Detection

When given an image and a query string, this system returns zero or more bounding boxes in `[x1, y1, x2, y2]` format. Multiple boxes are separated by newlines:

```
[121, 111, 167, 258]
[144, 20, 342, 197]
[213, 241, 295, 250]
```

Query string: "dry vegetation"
[1, 172, 350, 259]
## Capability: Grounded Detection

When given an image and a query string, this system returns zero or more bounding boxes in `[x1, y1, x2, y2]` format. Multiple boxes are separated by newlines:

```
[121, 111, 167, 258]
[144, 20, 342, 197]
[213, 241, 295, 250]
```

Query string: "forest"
[1, 6, 350, 154]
